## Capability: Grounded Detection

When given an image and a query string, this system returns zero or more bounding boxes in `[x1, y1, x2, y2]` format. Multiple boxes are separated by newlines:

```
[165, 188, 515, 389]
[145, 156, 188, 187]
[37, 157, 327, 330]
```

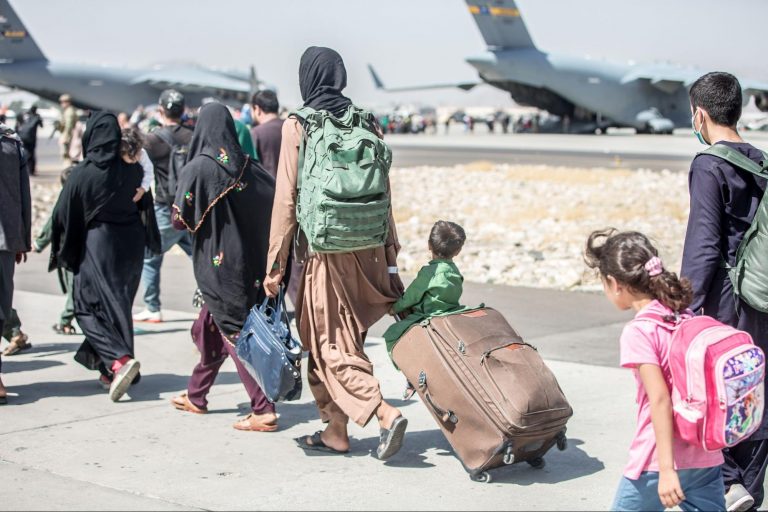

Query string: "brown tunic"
[266, 118, 400, 427]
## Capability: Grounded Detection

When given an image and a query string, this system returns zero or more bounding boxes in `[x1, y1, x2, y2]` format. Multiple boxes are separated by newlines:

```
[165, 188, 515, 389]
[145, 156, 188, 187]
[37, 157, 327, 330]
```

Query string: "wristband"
[388, 266, 398, 274]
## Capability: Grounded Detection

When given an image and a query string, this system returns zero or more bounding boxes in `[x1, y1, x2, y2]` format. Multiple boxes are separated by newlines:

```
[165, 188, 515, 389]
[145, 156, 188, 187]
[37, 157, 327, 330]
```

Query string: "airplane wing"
[368, 64, 479, 92]
[623, 67, 768, 103]
[620, 67, 701, 93]
[130, 67, 251, 93]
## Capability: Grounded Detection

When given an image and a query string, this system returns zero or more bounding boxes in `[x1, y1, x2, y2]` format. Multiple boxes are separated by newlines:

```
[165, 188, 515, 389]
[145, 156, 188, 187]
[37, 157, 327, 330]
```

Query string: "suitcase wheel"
[527, 457, 546, 469]
[470, 471, 492, 483]
[557, 434, 568, 451]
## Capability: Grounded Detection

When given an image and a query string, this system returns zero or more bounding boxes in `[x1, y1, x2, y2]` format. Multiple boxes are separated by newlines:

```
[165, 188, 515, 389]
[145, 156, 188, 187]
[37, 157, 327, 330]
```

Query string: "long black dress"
[51, 112, 147, 373]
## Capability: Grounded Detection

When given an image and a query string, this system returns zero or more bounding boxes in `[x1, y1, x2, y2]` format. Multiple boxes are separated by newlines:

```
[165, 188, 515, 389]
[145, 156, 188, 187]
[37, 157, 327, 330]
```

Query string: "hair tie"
[644, 256, 664, 277]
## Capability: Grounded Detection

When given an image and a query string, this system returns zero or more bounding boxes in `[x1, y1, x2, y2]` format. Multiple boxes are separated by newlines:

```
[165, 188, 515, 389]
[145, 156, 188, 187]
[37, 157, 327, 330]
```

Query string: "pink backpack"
[635, 312, 765, 451]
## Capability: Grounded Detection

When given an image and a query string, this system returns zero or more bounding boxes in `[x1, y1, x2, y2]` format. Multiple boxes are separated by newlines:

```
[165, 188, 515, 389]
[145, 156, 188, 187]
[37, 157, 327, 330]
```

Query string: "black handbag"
[235, 287, 302, 403]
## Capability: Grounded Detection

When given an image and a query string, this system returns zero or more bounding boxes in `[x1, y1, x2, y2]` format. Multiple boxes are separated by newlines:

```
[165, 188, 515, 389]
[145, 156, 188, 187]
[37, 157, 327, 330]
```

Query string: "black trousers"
[723, 438, 768, 510]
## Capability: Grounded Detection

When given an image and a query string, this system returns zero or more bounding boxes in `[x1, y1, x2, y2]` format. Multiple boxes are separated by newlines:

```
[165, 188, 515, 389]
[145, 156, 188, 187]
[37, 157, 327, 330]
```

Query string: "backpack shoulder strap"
[633, 311, 680, 331]
[699, 144, 768, 179]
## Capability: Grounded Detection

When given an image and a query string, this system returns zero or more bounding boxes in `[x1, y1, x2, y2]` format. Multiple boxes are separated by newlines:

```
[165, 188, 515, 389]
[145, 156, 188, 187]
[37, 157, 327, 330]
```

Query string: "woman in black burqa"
[51, 111, 154, 402]
[170, 102, 280, 432]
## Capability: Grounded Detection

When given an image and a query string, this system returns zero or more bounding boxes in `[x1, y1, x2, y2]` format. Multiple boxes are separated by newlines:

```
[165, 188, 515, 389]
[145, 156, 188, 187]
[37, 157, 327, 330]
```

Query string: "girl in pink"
[585, 229, 725, 511]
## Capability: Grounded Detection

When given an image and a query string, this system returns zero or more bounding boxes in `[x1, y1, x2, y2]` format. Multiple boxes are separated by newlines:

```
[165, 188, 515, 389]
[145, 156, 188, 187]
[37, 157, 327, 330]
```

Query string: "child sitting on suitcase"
[385, 221, 467, 395]
[585, 229, 725, 511]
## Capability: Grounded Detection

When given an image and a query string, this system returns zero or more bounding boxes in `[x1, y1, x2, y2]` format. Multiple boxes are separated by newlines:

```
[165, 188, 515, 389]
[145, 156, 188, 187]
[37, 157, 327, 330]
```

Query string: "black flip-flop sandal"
[377, 416, 408, 460]
[0, 396, 7, 405]
[295, 431, 349, 454]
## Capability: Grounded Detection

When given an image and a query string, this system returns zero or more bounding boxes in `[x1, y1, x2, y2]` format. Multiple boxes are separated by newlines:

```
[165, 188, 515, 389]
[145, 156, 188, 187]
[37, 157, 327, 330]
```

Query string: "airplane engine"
[756, 92, 768, 112]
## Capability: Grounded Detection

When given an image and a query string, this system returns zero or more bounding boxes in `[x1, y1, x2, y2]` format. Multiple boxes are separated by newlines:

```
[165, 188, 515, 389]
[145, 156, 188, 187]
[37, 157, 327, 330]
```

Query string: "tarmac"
[5, 131, 765, 510]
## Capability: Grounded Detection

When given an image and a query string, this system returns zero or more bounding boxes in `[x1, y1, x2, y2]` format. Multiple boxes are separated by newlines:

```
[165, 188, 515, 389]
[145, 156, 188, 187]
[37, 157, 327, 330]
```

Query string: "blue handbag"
[236, 287, 302, 403]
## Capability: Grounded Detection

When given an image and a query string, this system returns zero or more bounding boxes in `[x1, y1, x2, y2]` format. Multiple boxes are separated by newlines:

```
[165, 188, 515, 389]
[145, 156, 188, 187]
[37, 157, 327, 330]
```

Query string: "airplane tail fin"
[0, 0, 45, 62]
[465, 0, 536, 50]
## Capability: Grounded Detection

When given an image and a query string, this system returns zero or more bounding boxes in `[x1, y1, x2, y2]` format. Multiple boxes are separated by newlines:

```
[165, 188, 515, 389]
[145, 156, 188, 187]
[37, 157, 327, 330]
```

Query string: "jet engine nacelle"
[755, 93, 768, 113]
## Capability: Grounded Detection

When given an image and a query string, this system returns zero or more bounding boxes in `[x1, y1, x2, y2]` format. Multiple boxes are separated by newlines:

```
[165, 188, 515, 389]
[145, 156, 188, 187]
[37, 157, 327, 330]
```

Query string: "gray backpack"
[701, 144, 768, 312]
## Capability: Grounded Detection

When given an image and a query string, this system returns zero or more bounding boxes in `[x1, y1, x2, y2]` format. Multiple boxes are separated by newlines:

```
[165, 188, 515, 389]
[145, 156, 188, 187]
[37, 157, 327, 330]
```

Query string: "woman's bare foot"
[309, 420, 349, 452]
[376, 401, 402, 430]
[233, 411, 279, 432]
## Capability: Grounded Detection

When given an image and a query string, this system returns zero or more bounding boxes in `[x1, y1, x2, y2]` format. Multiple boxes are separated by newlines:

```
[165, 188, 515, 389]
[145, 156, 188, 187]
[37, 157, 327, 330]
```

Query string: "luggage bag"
[391, 307, 573, 482]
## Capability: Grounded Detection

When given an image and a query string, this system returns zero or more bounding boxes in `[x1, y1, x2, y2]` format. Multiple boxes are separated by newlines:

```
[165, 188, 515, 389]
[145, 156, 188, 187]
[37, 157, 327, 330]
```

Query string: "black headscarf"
[173, 103, 276, 336]
[187, 102, 245, 177]
[299, 46, 353, 118]
[50, 112, 146, 272]
[81, 111, 121, 168]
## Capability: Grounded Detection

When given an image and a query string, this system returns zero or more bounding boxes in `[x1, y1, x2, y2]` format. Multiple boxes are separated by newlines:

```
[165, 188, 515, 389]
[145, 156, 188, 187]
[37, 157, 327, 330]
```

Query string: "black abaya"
[51, 112, 146, 371]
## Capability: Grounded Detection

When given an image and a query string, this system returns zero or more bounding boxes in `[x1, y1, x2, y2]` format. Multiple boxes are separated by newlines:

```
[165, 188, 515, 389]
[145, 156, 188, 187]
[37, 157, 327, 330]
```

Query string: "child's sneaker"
[725, 484, 754, 512]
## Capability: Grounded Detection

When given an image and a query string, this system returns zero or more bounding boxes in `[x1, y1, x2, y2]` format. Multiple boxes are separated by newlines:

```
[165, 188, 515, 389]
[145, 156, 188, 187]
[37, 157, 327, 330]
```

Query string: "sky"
[9, 0, 768, 109]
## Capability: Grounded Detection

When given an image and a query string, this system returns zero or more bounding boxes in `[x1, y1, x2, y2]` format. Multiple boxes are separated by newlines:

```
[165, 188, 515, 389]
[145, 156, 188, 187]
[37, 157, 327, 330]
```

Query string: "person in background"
[234, 116, 256, 159]
[17, 106, 43, 175]
[170, 103, 278, 432]
[0, 123, 31, 404]
[120, 127, 154, 203]
[680, 71, 768, 512]
[133, 90, 193, 324]
[250, 90, 283, 178]
[58, 94, 78, 164]
[51, 112, 148, 402]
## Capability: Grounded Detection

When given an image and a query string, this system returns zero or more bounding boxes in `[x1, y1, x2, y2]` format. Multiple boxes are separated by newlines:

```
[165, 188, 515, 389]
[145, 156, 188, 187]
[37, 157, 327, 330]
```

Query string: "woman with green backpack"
[263, 46, 408, 460]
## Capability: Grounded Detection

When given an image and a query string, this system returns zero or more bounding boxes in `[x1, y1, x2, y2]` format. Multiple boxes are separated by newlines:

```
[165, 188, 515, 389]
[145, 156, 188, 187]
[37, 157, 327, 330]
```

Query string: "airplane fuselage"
[466, 48, 692, 130]
[0, 60, 245, 113]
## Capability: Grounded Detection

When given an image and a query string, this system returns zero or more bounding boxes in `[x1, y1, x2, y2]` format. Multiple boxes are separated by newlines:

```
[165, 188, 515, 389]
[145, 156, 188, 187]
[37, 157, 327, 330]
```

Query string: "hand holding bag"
[236, 287, 302, 402]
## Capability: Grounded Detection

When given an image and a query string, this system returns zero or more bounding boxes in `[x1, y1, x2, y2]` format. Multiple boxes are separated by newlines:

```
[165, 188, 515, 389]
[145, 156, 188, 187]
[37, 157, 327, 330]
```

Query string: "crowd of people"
[0, 47, 766, 511]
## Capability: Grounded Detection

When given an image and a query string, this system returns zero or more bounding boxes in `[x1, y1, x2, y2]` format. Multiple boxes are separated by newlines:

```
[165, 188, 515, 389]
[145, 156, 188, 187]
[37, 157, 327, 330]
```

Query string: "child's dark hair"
[584, 228, 692, 313]
[689, 72, 742, 127]
[120, 127, 143, 158]
[429, 220, 466, 259]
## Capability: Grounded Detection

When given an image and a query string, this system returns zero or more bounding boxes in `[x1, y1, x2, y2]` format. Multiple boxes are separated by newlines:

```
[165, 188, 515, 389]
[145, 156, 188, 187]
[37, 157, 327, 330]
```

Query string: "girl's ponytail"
[585, 229, 693, 313]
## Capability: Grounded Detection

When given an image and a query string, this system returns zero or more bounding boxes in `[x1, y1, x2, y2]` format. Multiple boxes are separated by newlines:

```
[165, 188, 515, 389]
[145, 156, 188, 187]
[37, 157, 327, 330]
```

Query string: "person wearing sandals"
[169, 103, 279, 432]
[51, 112, 149, 402]
[2, 308, 31, 355]
[263, 47, 408, 459]
[0, 122, 31, 405]
[32, 169, 78, 336]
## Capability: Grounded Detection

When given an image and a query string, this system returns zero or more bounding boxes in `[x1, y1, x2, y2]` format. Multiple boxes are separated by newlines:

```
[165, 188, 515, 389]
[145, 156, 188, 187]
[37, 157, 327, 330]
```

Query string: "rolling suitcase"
[391, 307, 572, 482]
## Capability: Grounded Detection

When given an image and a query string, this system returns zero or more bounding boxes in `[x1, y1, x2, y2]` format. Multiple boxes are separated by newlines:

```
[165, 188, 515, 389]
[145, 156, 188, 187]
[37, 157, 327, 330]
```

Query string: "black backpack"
[154, 127, 189, 198]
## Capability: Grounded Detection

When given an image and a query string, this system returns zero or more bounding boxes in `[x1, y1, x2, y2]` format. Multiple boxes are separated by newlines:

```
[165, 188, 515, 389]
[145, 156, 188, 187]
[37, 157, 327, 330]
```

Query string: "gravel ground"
[30, 163, 691, 291]
[389, 163, 690, 291]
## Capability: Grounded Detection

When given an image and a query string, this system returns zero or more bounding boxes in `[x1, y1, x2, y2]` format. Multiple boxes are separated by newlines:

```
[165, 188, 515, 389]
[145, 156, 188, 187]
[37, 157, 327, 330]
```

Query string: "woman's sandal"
[52, 323, 77, 335]
[377, 416, 408, 460]
[295, 431, 349, 454]
[232, 412, 278, 432]
[170, 393, 207, 414]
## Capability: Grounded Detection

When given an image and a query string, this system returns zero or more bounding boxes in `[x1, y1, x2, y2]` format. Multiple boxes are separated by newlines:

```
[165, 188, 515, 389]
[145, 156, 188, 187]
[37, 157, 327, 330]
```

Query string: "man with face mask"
[681, 71, 768, 512]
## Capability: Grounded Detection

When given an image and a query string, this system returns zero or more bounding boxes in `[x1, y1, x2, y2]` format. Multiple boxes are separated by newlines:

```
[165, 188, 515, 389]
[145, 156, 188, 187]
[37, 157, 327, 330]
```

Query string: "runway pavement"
[1, 287, 634, 511]
[388, 131, 768, 171]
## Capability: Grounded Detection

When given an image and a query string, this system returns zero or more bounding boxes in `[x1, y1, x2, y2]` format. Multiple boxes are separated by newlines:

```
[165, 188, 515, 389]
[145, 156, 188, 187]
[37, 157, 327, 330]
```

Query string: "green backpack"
[701, 144, 768, 312]
[292, 105, 392, 253]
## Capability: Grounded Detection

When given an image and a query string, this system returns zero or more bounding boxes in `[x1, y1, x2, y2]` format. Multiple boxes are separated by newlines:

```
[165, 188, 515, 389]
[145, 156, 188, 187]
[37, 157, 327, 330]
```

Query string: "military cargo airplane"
[371, 0, 768, 134]
[0, 0, 263, 113]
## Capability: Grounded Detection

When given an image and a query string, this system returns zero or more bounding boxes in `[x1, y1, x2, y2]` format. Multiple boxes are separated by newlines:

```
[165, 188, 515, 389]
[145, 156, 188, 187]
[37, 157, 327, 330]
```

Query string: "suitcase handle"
[418, 376, 458, 424]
